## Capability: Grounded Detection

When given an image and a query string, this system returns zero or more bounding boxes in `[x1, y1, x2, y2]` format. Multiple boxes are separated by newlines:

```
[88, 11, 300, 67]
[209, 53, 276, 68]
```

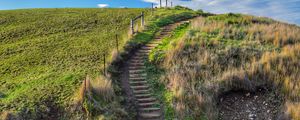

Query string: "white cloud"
[97, 4, 109, 8]
[207, 0, 219, 6]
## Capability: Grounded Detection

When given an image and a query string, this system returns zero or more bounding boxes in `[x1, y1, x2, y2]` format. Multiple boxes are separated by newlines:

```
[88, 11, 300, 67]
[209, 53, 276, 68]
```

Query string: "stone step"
[141, 46, 156, 50]
[138, 102, 157, 107]
[130, 81, 148, 85]
[160, 32, 171, 35]
[131, 85, 149, 90]
[129, 66, 146, 70]
[139, 112, 161, 119]
[133, 89, 150, 94]
[131, 56, 146, 60]
[139, 107, 160, 112]
[154, 36, 164, 39]
[145, 44, 158, 47]
[135, 93, 152, 98]
[162, 30, 172, 32]
[138, 49, 152, 53]
[129, 77, 146, 81]
[129, 62, 144, 66]
[148, 41, 162, 44]
[129, 70, 145, 74]
[129, 73, 146, 78]
[130, 59, 144, 63]
[137, 97, 156, 103]
[135, 52, 149, 56]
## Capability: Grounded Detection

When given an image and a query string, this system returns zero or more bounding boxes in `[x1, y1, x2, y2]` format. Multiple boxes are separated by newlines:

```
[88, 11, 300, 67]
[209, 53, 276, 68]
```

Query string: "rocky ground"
[218, 87, 284, 120]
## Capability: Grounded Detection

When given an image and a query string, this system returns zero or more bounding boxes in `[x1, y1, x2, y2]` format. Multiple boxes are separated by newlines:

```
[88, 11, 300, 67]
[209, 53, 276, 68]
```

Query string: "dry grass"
[72, 75, 116, 119]
[155, 14, 300, 119]
[91, 76, 115, 102]
[75, 75, 114, 103]
[192, 17, 300, 47]
[286, 102, 300, 119]
[0, 111, 12, 120]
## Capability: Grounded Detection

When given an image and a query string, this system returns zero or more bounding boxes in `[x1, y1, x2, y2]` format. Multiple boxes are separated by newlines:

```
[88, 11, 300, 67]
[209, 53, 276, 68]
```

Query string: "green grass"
[0, 8, 145, 118]
[0, 7, 199, 119]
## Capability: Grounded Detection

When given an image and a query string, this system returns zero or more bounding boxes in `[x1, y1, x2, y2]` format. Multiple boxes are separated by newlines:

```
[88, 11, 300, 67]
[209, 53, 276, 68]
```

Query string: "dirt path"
[120, 22, 185, 120]
[218, 87, 284, 120]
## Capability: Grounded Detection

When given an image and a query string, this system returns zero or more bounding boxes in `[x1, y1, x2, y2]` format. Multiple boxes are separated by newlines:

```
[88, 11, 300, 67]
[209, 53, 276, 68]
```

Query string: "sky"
[0, 0, 299, 25]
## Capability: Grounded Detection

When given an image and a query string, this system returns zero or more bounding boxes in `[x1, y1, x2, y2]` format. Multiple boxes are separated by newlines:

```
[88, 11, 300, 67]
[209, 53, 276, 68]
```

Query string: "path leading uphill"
[121, 22, 186, 120]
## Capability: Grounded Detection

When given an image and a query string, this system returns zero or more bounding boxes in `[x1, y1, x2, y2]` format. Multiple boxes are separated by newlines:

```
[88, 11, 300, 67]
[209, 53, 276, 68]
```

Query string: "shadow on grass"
[0, 92, 6, 98]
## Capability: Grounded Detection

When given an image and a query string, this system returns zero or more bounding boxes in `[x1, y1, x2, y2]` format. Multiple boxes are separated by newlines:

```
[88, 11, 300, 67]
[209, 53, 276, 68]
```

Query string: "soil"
[218, 87, 284, 120]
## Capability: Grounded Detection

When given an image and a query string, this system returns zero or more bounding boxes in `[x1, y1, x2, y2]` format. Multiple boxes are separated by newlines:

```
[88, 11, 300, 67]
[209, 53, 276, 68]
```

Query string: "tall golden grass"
[76, 75, 115, 103]
[157, 15, 300, 119]
[74, 75, 115, 118]
[191, 17, 300, 47]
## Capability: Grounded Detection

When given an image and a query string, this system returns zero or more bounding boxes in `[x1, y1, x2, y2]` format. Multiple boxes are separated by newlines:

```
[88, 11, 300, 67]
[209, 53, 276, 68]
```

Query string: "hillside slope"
[0, 7, 201, 119]
[0, 8, 145, 119]
[149, 13, 300, 119]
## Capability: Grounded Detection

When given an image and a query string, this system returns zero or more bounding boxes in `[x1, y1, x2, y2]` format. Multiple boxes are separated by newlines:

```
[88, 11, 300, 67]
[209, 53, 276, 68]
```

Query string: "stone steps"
[130, 81, 148, 85]
[133, 89, 151, 94]
[126, 21, 187, 120]
[139, 112, 161, 119]
[131, 85, 150, 90]
[138, 102, 157, 107]
[139, 107, 161, 112]
[137, 97, 156, 103]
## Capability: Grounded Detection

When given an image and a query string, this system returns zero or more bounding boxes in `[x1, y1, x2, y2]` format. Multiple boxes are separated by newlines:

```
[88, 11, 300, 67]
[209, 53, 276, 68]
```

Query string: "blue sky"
[1, 0, 300, 25]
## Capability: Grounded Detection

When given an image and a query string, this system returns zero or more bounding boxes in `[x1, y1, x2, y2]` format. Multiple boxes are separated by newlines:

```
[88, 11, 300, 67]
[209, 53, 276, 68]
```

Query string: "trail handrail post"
[151, 3, 154, 15]
[115, 34, 119, 54]
[166, 0, 168, 8]
[160, 0, 162, 8]
[130, 19, 134, 35]
[103, 53, 106, 76]
[141, 12, 145, 27]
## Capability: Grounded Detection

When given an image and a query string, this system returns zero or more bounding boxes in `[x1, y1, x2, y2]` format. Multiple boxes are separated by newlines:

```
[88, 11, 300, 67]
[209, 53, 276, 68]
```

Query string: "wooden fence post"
[141, 12, 145, 27]
[160, 0, 162, 8]
[166, 0, 168, 8]
[115, 34, 119, 53]
[103, 53, 106, 76]
[130, 19, 134, 35]
[151, 3, 154, 15]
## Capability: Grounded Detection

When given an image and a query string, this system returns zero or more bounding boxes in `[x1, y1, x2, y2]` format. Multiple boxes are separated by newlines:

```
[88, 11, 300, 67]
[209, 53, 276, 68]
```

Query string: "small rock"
[246, 93, 251, 97]
[254, 95, 258, 99]
[267, 110, 270, 113]
[249, 113, 256, 119]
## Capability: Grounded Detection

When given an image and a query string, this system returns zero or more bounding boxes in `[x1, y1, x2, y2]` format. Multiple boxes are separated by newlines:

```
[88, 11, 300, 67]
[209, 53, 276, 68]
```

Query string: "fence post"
[130, 19, 134, 35]
[166, 0, 168, 8]
[115, 34, 119, 53]
[151, 3, 154, 15]
[160, 0, 162, 8]
[103, 53, 106, 76]
[141, 12, 145, 27]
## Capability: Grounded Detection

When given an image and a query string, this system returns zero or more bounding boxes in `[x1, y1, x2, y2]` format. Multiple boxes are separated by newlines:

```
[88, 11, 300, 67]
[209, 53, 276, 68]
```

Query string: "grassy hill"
[149, 13, 300, 119]
[0, 7, 199, 119]
[0, 8, 146, 119]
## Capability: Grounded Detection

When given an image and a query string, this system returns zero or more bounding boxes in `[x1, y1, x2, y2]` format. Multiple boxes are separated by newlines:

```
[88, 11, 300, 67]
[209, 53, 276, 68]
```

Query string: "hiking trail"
[121, 21, 186, 120]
